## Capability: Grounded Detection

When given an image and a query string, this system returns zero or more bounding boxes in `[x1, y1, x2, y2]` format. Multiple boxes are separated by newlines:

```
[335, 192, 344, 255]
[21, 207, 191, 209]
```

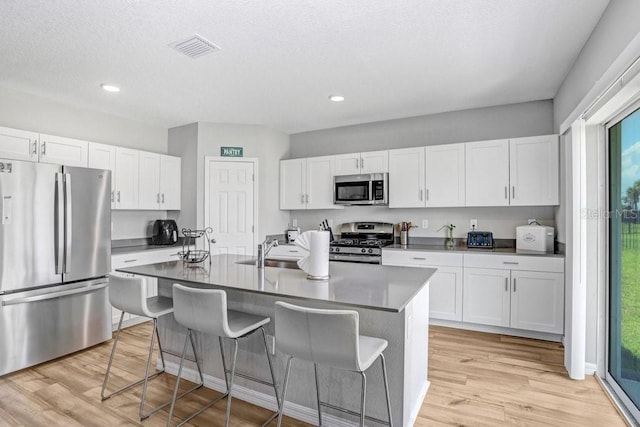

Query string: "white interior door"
[205, 158, 256, 256]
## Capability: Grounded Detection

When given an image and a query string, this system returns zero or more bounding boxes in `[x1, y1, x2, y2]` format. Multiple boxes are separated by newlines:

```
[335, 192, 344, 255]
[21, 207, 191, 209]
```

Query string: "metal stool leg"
[139, 318, 160, 419]
[167, 329, 191, 427]
[101, 311, 125, 400]
[360, 372, 367, 427]
[260, 327, 281, 427]
[224, 339, 239, 427]
[314, 363, 322, 426]
[277, 356, 293, 427]
[380, 354, 393, 427]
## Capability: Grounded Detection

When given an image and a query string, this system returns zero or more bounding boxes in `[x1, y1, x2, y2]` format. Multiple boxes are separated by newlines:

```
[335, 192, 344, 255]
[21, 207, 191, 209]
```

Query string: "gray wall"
[553, 0, 640, 130]
[291, 100, 553, 157]
[0, 86, 170, 239]
[289, 100, 556, 238]
[168, 123, 291, 243]
[168, 123, 199, 229]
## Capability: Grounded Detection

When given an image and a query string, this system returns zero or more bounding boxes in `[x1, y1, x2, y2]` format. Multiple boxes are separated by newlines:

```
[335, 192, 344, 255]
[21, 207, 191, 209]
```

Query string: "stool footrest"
[224, 368, 276, 388]
[101, 369, 164, 401]
[141, 381, 204, 420]
[320, 401, 391, 426]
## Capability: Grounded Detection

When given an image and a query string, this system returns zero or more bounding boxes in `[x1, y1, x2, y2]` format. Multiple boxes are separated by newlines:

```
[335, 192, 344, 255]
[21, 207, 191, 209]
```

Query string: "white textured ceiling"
[0, 0, 609, 134]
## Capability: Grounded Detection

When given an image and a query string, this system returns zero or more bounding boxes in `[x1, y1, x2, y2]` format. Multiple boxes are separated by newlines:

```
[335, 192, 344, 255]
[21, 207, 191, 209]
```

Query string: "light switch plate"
[422, 219, 428, 229]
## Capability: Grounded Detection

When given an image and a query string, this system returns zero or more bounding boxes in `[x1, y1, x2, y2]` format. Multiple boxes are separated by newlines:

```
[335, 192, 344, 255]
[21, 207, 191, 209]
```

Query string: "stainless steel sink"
[235, 258, 301, 270]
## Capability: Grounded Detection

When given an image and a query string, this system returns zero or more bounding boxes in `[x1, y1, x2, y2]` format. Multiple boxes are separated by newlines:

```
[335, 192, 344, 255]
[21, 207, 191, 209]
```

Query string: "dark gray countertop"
[116, 254, 435, 312]
[384, 244, 565, 258]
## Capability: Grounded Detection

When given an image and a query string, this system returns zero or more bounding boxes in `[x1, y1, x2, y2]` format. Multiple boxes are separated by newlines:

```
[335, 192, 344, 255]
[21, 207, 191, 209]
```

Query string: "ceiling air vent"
[169, 34, 220, 59]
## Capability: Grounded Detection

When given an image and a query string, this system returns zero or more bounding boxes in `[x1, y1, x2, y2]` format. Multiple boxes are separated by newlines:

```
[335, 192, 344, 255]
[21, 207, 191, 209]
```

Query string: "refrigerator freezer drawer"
[0, 279, 111, 376]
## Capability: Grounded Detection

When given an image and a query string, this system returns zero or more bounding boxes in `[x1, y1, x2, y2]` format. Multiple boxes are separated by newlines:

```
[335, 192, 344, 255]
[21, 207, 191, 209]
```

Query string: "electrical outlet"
[292, 218, 298, 227]
[470, 219, 478, 229]
[422, 219, 429, 229]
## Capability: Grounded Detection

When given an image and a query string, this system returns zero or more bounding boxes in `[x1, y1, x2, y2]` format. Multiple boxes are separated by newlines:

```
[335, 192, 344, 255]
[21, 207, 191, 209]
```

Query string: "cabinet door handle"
[41, 141, 46, 157]
[513, 278, 516, 292]
[124, 259, 137, 263]
[512, 186, 515, 199]
[111, 191, 114, 202]
[301, 194, 305, 204]
[32, 141, 37, 157]
[503, 261, 519, 265]
[306, 194, 309, 203]
[412, 257, 426, 261]
[156, 193, 160, 203]
[426, 189, 429, 201]
[117, 191, 121, 202]
[504, 186, 507, 199]
[361, 158, 364, 169]
[505, 277, 508, 291]
[162, 193, 165, 203]
[419, 189, 423, 201]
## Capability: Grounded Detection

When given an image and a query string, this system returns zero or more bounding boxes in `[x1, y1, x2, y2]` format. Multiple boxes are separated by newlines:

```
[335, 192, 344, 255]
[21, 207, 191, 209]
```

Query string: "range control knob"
[361, 248, 366, 253]
[335, 247, 340, 252]
[368, 248, 373, 254]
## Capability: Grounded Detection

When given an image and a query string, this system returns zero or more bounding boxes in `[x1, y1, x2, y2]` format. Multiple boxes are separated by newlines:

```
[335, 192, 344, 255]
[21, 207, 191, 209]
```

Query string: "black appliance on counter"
[151, 219, 178, 245]
[329, 221, 394, 264]
[467, 231, 494, 248]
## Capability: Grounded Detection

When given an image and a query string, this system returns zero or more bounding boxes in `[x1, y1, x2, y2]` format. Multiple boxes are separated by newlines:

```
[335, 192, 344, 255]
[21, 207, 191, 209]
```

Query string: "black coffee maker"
[151, 219, 178, 245]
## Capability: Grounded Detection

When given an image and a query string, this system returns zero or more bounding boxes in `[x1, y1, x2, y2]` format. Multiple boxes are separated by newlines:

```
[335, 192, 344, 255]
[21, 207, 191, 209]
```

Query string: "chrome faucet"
[257, 238, 279, 268]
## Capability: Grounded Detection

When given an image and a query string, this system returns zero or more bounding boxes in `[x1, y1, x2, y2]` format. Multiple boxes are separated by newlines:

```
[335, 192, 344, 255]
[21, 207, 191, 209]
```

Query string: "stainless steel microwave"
[334, 173, 388, 206]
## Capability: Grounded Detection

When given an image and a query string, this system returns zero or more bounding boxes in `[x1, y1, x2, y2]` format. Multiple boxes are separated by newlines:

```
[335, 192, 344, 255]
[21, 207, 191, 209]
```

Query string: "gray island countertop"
[117, 254, 435, 312]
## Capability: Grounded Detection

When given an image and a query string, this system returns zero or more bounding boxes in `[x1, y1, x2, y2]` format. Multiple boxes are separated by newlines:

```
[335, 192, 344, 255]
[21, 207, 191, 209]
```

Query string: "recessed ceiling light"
[101, 84, 120, 93]
[329, 95, 345, 102]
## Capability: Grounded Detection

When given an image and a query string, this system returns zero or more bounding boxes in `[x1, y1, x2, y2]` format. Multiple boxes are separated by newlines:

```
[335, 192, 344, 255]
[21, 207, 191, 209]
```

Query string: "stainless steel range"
[329, 222, 394, 264]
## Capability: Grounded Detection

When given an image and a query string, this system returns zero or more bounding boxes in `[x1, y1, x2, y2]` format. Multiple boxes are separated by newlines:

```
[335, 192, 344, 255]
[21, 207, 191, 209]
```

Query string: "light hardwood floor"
[0, 323, 627, 426]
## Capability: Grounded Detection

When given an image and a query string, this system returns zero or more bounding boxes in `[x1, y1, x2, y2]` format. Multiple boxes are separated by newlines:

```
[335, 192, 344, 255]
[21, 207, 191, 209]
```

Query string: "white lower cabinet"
[463, 268, 510, 327]
[463, 253, 565, 334]
[382, 250, 463, 322]
[110, 248, 182, 329]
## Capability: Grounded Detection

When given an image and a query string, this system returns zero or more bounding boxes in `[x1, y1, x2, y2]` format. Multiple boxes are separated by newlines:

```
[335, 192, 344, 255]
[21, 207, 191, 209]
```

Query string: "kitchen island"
[117, 254, 434, 426]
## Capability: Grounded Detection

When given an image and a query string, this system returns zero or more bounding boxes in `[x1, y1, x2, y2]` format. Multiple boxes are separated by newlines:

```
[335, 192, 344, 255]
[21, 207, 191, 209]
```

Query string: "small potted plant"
[438, 224, 456, 249]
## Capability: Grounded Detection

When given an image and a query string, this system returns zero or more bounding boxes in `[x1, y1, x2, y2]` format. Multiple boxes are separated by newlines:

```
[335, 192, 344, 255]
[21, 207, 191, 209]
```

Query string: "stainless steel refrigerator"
[0, 159, 112, 376]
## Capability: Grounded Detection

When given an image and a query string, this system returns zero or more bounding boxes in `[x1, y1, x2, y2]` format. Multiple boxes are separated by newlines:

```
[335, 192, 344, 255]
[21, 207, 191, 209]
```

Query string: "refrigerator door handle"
[55, 173, 65, 274]
[64, 173, 72, 273]
[1, 282, 108, 306]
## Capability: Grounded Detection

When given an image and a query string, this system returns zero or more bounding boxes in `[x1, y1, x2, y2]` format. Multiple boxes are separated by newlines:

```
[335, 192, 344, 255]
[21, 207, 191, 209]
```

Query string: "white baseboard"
[585, 362, 598, 375]
[408, 380, 430, 426]
[163, 361, 358, 427]
[430, 319, 563, 343]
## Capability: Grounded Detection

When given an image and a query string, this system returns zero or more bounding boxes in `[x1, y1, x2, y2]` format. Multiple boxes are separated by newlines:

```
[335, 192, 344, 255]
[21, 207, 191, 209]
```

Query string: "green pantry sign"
[220, 146, 243, 157]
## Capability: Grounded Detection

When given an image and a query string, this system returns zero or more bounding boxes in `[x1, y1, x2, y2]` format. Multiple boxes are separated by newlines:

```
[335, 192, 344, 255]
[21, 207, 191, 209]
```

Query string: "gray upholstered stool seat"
[275, 301, 393, 427]
[101, 275, 203, 421]
[167, 284, 280, 427]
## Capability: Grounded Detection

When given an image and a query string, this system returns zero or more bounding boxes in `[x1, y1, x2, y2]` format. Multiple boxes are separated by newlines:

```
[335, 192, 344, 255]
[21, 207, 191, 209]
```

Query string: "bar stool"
[168, 284, 280, 427]
[101, 275, 203, 420]
[274, 301, 393, 427]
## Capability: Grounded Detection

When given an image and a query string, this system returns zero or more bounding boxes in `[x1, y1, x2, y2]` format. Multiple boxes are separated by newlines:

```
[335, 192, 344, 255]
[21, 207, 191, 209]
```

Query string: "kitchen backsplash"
[289, 205, 556, 239]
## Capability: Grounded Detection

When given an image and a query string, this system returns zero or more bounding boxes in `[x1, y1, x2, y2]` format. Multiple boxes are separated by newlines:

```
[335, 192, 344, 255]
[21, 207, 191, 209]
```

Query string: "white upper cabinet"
[333, 150, 389, 175]
[280, 157, 340, 210]
[280, 159, 307, 210]
[138, 151, 161, 209]
[465, 139, 510, 206]
[39, 134, 88, 167]
[88, 142, 117, 208]
[509, 135, 559, 206]
[425, 143, 465, 207]
[388, 147, 425, 208]
[0, 126, 39, 161]
[160, 155, 181, 210]
[114, 148, 139, 210]
[306, 156, 337, 209]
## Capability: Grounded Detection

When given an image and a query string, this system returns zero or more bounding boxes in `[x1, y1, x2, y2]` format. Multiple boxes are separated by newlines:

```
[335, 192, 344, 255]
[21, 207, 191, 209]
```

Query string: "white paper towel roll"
[294, 230, 330, 280]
